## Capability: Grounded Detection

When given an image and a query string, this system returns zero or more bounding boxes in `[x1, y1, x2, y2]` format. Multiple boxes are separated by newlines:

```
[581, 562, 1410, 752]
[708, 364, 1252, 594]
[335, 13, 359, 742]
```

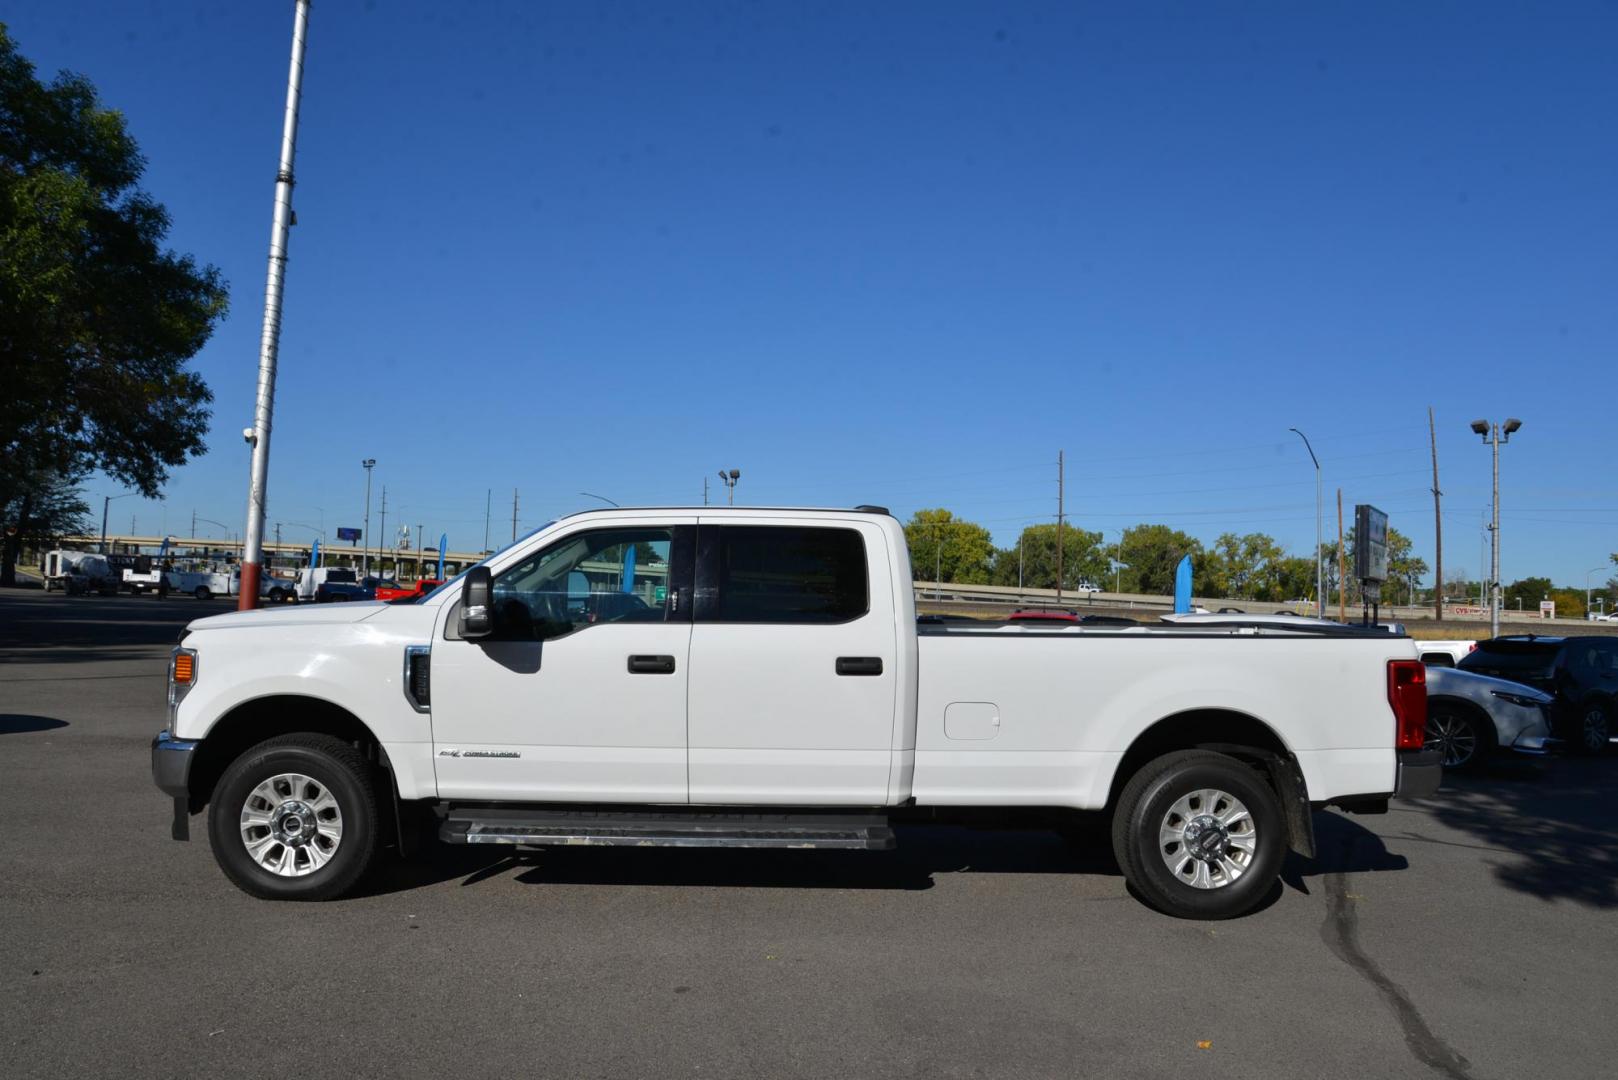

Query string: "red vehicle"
[373, 578, 443, 603]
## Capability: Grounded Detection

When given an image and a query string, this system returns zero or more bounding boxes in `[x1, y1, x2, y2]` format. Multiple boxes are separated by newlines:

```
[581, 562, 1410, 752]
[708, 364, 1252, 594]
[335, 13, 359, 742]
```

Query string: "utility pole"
[417, 524, 424, 580]
[1056, 450, 1065, 605]
[1018, 531, 1024, 592]
[1336, 488, 1346, 623]
[239, 0, 313, 612]
[378, 485, 387, 578]
[512, 488, 519, 543]
[361, 458, 376, 577]
[1429, 406, 1443, 621]
[483, 489, 491, 554]
[703, 476, 710, 506]
[191, 509, 196, 539]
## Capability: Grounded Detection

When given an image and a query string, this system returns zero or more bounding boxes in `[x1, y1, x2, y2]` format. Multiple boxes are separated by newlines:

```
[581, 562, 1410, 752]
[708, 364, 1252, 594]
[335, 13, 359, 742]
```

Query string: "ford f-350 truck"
[151, 506, 1437, 919]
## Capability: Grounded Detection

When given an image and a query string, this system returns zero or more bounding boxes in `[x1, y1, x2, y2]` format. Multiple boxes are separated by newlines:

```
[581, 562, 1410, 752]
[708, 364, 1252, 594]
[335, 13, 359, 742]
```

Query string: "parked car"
[1422, 666, 1553, 770]
[152, 506, 1437, 920]
[1457, 636, 1618, 754]
[374, 578, 443, 603]
[1417, 639, 1478, 667]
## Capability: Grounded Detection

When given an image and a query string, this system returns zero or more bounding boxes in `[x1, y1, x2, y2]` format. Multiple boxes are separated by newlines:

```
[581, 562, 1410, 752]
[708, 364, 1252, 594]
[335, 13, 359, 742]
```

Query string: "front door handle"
[627, 654, 676, 674]
[836, 656, 884, 676]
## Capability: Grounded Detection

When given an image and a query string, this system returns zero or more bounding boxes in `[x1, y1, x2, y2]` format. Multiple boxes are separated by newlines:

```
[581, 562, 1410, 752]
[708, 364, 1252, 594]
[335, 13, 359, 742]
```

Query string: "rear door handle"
[627, 654, 676, 675]
[836, 656, 883, 676]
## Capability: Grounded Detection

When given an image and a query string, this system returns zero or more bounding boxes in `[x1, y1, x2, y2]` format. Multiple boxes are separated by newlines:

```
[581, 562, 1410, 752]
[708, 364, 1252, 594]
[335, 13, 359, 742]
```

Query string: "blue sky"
[10, 1, 1616, 584]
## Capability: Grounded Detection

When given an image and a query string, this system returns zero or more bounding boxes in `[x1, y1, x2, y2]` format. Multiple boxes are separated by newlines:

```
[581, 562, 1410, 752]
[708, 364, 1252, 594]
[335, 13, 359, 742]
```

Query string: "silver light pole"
[1587, 566, 1605, 618]
[1289, 428, 1324, 618]
[1470, 418, 1521, 639]
[361, 458, 376, 577]
[240, 0, 313, 612]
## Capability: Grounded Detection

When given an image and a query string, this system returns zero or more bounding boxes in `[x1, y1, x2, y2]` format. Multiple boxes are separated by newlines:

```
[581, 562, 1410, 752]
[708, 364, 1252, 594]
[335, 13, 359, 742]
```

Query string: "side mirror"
[459, 566, 494, 640]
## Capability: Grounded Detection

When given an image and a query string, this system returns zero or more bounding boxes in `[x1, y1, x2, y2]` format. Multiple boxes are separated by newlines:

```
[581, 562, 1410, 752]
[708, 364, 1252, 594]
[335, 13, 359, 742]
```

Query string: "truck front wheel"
[207, 734, 381, 901]
[1111, 750, 1285, 920]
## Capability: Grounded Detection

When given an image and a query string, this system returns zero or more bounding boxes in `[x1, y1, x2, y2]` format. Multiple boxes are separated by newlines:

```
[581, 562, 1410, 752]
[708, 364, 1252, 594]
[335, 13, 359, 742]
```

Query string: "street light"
[579, 491, 620, 507]
[1471, 418, 1522, 638]
[1289, 428, 1324, 619]
[1587, 566, 1607, 619]
[99, 492, 137, 553]
[718, 469, 741, 505]
[361, 459, 376, 577]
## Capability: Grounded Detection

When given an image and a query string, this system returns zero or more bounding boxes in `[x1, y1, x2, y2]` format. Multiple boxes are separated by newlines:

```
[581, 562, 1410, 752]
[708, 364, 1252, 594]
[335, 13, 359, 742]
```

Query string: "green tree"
[903, 509, 995, 584]
[1548, 588, 1585, 620]
[990, 522, 1108, 592]
[1118, 524, 1204, 596]
[0, 26, 228, 585]
[1384, 527, 1428, 605]
[0, 468, 91, 570]
[1503, 577, 1554, 612]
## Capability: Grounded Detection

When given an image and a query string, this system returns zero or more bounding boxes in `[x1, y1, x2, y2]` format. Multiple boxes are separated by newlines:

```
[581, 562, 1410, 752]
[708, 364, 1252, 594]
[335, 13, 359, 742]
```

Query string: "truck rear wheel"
[194, 586, 210, 600]
[207, 734, 381, 901]
[1111, 750, 1285, 920]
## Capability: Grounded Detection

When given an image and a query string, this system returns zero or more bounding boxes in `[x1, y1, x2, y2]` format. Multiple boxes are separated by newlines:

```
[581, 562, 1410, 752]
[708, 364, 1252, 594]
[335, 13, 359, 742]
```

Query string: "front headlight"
[167, 647, 198, 728]
[1491, 689, 1547, 708]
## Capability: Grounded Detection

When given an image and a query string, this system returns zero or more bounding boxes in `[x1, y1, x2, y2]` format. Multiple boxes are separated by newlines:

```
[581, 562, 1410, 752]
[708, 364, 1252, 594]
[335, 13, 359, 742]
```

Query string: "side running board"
[439, 808, 896, 851]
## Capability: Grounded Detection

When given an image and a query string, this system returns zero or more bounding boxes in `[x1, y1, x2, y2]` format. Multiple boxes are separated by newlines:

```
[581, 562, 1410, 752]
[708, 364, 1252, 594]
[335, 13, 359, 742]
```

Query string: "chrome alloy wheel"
[1159, 789, 1257, 890]
[1583, 709, 1610, 753]
[1426, 712, 1479, 768]
[240, 773, 343, 877]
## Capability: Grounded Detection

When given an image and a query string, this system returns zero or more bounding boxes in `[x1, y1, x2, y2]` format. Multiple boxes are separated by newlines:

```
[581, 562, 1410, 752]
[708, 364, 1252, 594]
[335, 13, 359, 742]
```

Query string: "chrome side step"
[439, 808, 896, 851]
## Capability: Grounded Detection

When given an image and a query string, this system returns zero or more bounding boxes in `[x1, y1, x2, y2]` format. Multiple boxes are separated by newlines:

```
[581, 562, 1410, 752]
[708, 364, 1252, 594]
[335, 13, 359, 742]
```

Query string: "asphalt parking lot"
[2, 589, 1613, 1079]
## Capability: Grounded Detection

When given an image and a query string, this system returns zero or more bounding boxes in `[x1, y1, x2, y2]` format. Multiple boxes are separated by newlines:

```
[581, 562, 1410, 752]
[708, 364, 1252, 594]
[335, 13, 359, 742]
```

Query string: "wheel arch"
[1105, 708, 1315, 857]
[1425, 695, 1499, 751]
[186, 694, 396, 815]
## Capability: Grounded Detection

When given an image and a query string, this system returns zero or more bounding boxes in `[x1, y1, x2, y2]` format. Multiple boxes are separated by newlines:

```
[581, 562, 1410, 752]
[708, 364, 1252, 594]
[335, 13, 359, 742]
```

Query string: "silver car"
[1423, 665, 1553, 770]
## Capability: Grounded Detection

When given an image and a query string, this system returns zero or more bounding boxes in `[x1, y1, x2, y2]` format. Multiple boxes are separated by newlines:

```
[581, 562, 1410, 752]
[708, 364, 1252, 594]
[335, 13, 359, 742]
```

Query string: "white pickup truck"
[151, 506, 1438, 919]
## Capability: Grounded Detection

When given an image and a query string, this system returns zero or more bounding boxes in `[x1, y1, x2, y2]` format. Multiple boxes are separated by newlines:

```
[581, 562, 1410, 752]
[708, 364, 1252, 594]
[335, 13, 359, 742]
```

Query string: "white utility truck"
[151, 506, 1438, 919]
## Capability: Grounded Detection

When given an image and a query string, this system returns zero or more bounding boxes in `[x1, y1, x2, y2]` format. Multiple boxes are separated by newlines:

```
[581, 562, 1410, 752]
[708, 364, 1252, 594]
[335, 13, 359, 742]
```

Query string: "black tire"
[194, 586, 210, 600]
[1574, 702, 1612, 756]
[207, 733, 381, 901]
[1111, 750, 1286, 920]
[1425, 704, 1491, 772]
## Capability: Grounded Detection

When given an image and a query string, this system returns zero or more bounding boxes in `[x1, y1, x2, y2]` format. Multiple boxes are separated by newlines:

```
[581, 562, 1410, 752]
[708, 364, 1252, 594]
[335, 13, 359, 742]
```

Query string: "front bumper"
[151, 730, 198, 798]
[1394, 748, 1443, 798]
[152, 731, 198, 840]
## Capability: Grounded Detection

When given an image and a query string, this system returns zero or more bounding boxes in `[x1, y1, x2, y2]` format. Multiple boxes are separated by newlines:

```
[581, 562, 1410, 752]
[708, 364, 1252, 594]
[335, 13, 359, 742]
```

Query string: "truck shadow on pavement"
[0, 714, 70, 734]
[1411, 755, 1618, 909]
[362, 813, 1407, 900]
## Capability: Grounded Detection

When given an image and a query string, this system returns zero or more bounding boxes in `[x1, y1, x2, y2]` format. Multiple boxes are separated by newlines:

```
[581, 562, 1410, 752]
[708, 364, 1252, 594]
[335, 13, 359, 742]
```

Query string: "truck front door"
[686, 520, 899, 804]
[429, 522, 696, 802]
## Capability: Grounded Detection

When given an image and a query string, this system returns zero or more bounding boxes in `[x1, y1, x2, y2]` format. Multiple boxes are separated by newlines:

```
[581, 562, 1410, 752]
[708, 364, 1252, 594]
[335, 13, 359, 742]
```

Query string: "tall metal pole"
[100, 496, 111, 554]
[378, 485, 387, 578]
[1429, 407, 1443, 621]
[1289, 429, 1323, 619]
[1336, 489, 1346, 623]
[483, 489, 491, 554]
[361, 459, 375, 577]
[239, 0, 312, 611]
[1055, 450, 1064, 606]
[1490, 426, 1500, 639]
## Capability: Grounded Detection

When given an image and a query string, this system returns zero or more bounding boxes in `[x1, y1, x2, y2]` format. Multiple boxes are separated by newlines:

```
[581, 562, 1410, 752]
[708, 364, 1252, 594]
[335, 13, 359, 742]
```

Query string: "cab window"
[492, 528, 674, 640]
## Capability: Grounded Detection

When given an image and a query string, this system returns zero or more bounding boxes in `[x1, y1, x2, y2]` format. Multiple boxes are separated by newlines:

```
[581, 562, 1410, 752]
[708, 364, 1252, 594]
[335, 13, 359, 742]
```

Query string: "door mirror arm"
[459, 566, 495, 640]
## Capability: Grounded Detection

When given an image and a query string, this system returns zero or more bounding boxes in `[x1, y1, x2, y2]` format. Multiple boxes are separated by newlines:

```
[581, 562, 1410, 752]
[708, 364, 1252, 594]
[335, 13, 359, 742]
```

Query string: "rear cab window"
[699, 525, 869, 624]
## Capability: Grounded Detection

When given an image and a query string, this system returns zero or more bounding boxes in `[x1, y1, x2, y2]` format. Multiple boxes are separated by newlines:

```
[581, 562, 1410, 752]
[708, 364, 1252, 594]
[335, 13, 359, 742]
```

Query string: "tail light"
[1388, 659, 1427, 750]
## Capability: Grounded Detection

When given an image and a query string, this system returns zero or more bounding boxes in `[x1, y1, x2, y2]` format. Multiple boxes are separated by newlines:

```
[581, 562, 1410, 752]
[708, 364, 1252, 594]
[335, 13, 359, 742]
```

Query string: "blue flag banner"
[437, 534, 447, 580]
[621, 543, 636, 593]
[310, 538, 320, 568]
[1173, 555, 1193, 614]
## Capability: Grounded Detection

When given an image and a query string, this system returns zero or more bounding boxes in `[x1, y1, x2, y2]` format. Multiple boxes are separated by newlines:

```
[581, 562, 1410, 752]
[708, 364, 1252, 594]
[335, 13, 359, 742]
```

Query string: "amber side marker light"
[172, 653, 195, 684]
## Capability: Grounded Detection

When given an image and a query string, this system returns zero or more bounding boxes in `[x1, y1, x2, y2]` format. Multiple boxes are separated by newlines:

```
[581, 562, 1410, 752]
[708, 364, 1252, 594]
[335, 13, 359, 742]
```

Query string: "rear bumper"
[1394, 748, 1443, 798]
[151, 730, 198, 799]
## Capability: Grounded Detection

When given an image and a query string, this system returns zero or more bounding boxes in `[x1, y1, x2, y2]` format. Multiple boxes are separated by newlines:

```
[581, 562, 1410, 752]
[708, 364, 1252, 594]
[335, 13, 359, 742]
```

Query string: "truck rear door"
[686, 518, 899, 804]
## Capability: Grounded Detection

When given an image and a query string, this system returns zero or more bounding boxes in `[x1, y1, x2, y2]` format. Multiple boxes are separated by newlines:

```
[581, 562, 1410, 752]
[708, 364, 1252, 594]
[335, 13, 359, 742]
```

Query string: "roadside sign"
[336, 527, 361, 542]
[1540, 600, 1556, 619]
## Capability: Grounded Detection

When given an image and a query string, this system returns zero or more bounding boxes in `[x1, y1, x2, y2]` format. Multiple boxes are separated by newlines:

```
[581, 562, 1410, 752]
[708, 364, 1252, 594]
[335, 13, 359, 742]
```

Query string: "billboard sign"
[336, 527, 361, 543]
[1540, 600, 1556, 619]
[1353, 504, 1389, 584]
